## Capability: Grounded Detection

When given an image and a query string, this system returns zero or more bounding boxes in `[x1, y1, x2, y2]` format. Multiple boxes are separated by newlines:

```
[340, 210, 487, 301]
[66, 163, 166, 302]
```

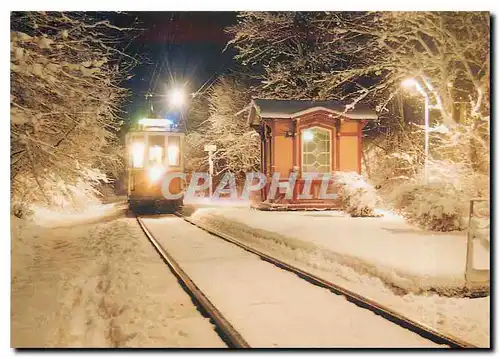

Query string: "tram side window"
[148, 135, 165, 166]
[168, 136, 180, 166]
[130, 140, 145, 168]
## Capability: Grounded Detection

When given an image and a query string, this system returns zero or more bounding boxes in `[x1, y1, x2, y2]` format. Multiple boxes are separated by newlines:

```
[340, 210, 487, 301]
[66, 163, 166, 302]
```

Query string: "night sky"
[115, 12, 238, 125]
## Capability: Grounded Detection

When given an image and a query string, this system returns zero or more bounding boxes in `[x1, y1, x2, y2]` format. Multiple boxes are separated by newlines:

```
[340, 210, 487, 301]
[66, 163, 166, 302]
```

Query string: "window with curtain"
[301, 127, 331, 173]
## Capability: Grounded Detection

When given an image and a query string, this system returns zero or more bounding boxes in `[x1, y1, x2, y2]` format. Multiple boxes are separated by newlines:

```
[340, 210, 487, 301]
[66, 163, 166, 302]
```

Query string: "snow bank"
[332, 171, 379, 217]
[186, 207, 489, 347]
[190, 207, 489, 293]
[30, 202, 127, 228]
[183, 196, 252, 208]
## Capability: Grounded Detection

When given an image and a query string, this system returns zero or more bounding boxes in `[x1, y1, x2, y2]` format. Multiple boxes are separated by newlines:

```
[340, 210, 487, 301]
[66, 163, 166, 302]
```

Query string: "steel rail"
[136, 216, 250, 349]
[175, 212, 477, 349]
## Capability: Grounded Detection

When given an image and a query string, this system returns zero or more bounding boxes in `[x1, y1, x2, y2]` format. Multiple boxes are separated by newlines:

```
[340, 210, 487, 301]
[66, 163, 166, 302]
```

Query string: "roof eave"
[248, 102, 378, 126]
[260, 106, 378, 120]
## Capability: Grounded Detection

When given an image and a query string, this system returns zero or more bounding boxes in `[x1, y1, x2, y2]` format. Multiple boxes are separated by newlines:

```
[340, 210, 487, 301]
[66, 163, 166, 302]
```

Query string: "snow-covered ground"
[183, 196, 252, 208]
[190, 207, 489, 291]
[141, 215, 443, 348]
[11, 207, 225, 348]
[30, 202, 127, 228]
[186, 206, 490, 347]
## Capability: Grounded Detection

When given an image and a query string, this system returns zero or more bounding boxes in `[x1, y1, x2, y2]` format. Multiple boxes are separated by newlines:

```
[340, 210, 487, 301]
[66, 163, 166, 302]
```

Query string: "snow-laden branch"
[11, 11, 134, 209]
[185, 76, 260, 178]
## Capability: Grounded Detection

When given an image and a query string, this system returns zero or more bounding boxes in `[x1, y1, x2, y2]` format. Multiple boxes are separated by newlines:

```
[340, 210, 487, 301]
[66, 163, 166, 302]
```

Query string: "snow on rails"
[135, 213, 476, 349]
[136, 216, 249, 348]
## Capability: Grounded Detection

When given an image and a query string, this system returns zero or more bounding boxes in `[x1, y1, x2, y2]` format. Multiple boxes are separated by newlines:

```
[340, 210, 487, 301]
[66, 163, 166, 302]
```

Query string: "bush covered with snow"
[365, 116, 490, 232]
[392, 182, 463, 231]
[332, 171, 379, 217]
[389, 160, 489, 231]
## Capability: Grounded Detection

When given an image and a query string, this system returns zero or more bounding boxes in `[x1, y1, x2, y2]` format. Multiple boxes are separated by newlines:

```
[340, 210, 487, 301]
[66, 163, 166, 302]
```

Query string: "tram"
[125, 117, 185, 212]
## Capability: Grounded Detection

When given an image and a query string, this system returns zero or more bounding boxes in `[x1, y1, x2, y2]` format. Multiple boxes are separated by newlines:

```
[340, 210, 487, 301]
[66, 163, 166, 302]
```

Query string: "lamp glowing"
[148, 165, 166, 182]
[401, 78, 425, 96]
[402, 78, 419, 89]
[303, 130, 314, 142]
[139, 118, 171, 128]
[168, 88, 186, 107]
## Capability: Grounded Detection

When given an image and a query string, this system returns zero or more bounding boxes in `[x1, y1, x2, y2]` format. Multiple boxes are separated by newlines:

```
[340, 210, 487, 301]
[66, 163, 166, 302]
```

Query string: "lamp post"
[402, 78, 430, 184]
[204, 144, 217, 198]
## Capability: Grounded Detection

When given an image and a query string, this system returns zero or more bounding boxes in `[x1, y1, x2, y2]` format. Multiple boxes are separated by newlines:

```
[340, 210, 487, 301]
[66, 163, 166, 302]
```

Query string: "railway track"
[137, 212, 476, 349]
[136, 216, 249, 348]
[173, 211, 476, 349]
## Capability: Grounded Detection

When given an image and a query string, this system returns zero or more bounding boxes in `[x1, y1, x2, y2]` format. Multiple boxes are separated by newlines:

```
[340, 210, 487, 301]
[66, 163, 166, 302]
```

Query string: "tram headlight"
[148, 165, 166, 183]
[131, 142, 145, 168]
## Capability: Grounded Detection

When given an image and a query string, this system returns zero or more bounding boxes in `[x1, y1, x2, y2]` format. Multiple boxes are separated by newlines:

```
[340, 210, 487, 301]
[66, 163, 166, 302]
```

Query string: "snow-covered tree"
[11, 12, 134, 213]
[324, 12, 489, 122]
[229, 12, 489, 118]
[227, 12, 348, 99]
[185, 76, 260, 182]
[228, 11, 490, 230]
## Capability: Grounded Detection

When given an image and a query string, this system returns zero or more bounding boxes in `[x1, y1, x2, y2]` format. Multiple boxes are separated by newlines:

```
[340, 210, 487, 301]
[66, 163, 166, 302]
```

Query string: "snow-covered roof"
[248, 99, 378, 126]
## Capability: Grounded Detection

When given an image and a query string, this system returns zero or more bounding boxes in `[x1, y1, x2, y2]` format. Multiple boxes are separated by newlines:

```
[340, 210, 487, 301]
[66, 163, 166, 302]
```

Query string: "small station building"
[247, 99, 378, 210]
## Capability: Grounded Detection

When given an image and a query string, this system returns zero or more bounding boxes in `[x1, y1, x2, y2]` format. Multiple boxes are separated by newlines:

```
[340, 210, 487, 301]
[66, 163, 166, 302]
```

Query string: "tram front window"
[149, 145, 163, 165]
[148, 136, 165, 166]
[131, 141, 145, 168]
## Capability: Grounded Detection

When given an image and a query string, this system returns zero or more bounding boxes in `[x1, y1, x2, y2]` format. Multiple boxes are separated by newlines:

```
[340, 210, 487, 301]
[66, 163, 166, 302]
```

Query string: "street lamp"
[167, 87, 186, 108]
[402, 77, 430, 184]
[204, 144, 217, 198]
